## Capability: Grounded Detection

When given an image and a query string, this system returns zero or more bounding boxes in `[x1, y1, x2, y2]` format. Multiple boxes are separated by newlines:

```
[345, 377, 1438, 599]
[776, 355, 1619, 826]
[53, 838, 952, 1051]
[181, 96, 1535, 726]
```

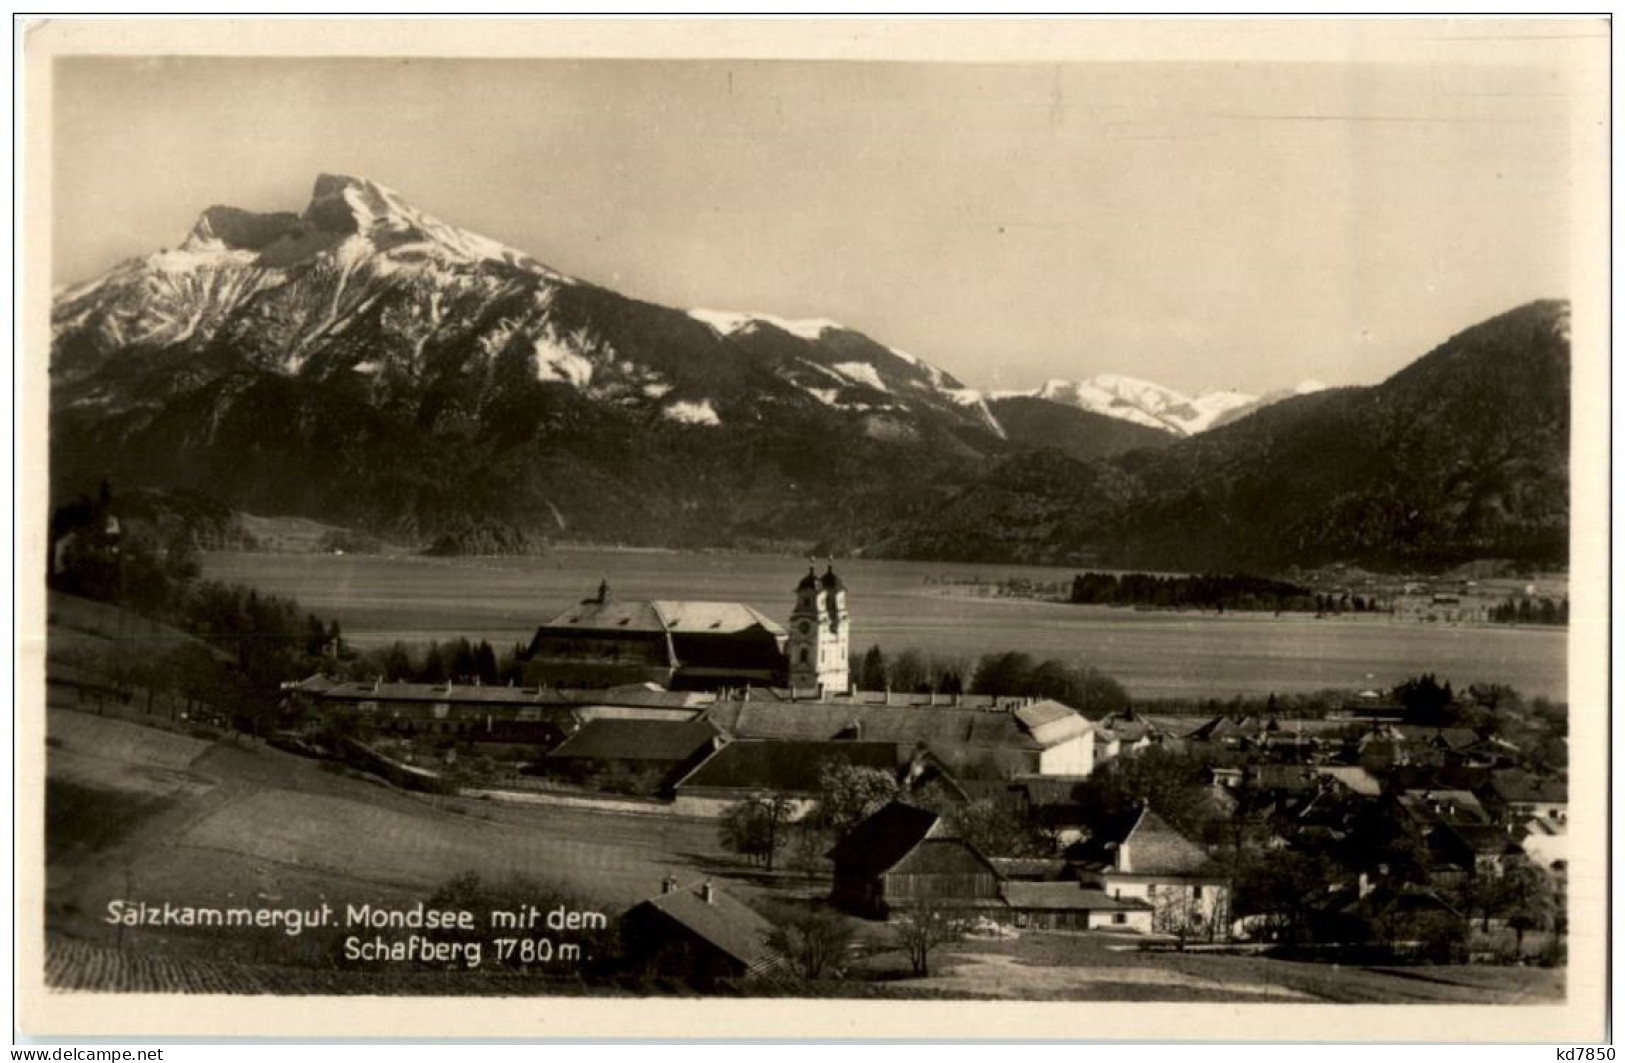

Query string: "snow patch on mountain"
[533, 335, 594, 387]
[1033, 378, 1189, 432]
[148, 247, 260, 274]
[688, 307, 845, 341]
[938, 387, 1007, 439]
[664, 399, 721, 426]
[1186, 389, 1259, 432]
[831, 362, 888, 392]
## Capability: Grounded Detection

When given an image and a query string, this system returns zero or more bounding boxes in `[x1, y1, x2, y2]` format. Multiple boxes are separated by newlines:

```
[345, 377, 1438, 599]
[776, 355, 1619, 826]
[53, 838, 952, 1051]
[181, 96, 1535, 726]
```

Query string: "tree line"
[850, 645, 1131, 714]
[1487, 595, 1568, 626]
[1069, 571, 1317, 613]
[50, 483, 344, 735]
[341, 638, 529, 687]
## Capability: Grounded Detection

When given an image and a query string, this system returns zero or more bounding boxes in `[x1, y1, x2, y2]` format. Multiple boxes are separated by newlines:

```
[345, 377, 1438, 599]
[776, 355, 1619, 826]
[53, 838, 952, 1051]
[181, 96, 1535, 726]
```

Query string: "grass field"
[45, 590, 217, 666]
[905, 932, 1564, 1004]
[45, 705, 741, 976]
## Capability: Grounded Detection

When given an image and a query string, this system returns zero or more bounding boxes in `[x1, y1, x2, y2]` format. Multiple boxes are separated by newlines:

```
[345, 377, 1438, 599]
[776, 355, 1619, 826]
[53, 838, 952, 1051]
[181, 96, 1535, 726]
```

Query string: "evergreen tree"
[857, 645, 889, 691]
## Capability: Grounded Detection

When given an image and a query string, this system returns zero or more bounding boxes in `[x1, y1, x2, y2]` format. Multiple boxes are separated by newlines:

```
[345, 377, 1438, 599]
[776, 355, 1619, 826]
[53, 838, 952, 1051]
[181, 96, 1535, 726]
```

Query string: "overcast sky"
[53, 55, 1577, 395]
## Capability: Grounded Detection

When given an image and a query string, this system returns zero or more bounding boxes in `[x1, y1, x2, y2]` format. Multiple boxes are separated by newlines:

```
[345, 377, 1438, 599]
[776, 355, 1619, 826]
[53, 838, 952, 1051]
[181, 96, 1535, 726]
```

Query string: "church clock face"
[797, 621, 812, 635]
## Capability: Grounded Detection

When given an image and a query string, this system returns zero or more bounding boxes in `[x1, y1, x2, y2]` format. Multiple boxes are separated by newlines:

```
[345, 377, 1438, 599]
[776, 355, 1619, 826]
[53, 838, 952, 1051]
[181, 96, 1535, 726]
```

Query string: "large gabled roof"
[1013, 700, 1094, 745]
[635, 882, 778, 972]
[827, 801, 943, 877]
[546, 718, 720, 763]
[1071, 807, 1212, 877]
[1315, 765, 1382, 797]
[1487, 769, 1568, 805]
[1001, 882, 1152, 912]
[541, 597, 668, 634]
[652, 601, 787, 637]
[301, 678, 710, 712]
[673, 739, 901, 794]
[701, 698, 1088, 754]
[538, 597, 786, 637]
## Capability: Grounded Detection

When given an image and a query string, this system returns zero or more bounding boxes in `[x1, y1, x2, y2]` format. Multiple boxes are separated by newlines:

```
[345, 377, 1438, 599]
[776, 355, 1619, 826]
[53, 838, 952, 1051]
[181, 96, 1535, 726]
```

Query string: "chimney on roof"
[700, 880, 714, 904]
[661, 875, 678, 895]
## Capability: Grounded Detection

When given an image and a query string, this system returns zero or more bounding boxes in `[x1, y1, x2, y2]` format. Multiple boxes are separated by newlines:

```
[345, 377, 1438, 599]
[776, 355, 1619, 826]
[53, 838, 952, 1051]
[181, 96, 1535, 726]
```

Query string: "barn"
[829, 801, 1003, 919]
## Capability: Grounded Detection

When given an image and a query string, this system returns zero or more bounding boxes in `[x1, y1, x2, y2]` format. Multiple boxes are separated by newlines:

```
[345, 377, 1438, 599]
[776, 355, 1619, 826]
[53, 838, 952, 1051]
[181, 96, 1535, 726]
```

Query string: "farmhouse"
[999, 881, 1153, 933]
[620, 878, 782, 983]
[1094, 708, 1162, 761]
[829, 801, 1003, 918]
[1070, 806, 1231, 939]
[828, 802, 1159, 931]
[1426, 821, 1528, 877]
[1480, 769, 1567, 824]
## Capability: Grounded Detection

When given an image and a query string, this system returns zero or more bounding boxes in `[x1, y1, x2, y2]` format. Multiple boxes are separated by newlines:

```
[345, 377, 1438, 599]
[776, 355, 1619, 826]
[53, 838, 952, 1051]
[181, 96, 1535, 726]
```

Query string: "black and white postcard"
[15, 16, 1610, 1042]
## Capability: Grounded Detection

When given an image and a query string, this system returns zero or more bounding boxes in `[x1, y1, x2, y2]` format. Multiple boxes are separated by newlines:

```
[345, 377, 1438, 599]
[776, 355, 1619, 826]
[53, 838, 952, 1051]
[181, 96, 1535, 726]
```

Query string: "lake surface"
[201, 549, 1569, 702]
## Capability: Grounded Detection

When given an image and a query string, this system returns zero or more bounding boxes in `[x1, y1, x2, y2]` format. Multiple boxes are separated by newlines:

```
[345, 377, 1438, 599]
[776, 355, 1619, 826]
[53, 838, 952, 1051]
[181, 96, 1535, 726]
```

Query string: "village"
[267, 565, 1569, 987]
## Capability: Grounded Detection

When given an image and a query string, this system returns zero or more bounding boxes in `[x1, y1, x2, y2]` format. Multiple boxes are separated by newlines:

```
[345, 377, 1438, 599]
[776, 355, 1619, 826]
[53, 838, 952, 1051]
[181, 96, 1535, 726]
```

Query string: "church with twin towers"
[526, 562, 850, 693]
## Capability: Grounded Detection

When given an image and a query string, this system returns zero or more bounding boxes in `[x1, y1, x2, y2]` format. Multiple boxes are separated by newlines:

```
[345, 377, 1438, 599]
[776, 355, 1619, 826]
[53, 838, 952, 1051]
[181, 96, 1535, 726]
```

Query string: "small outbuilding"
[620, 877, 782, 984]
[999, 881, 1153, 933]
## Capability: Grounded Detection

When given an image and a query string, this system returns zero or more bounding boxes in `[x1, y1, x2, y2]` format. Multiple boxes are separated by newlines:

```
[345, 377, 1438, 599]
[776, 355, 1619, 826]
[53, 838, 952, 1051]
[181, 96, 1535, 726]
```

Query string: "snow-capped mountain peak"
[174, 173, 568, 279]
[1015, 373, 1326, 436]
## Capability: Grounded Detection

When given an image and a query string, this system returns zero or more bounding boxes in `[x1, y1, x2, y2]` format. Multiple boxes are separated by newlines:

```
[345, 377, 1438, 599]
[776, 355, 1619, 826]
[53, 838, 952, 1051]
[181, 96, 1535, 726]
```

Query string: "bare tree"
[717, 792, 796, 870]
[891, 896, 967, 977]
[763, 904, 857, 981]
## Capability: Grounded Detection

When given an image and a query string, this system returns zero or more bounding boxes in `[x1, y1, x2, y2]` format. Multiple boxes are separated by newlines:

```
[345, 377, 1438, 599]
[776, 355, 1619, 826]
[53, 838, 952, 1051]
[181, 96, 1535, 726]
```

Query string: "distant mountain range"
[50, 175, 1569, 571]
[994, 375, 1327, 437]
[876, 300, 1571, 571]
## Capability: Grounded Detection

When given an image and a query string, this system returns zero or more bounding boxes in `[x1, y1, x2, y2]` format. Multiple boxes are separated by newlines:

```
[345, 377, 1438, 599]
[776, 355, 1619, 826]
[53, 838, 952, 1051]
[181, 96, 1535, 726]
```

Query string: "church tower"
[788, 563, 850, 693]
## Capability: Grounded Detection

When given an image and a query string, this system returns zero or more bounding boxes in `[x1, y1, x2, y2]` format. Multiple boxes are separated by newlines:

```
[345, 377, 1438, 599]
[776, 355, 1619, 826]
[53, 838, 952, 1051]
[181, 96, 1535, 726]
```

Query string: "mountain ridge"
[874, 299, 1570, 571]
[49, 175, 1568, 571]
